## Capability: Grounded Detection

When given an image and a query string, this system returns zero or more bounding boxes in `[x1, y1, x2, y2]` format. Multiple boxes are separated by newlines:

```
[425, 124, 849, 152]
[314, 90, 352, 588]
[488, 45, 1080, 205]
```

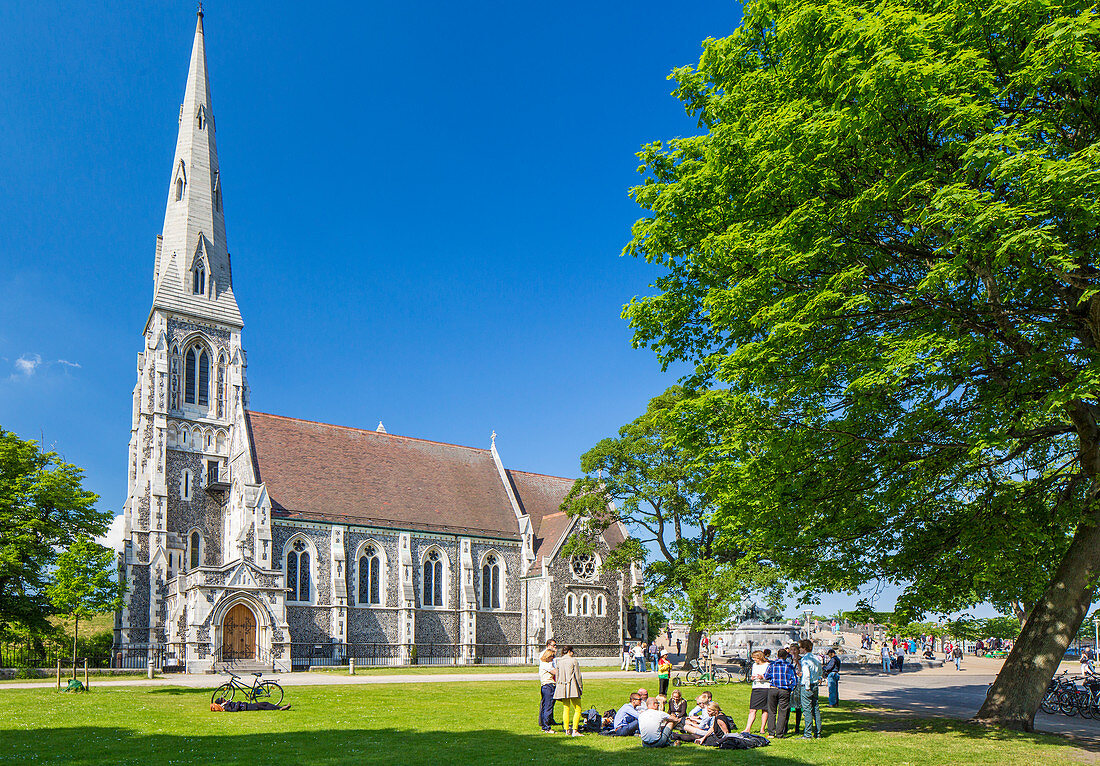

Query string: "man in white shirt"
[637, 698, 679, 748]
[799, 639, 823, 738]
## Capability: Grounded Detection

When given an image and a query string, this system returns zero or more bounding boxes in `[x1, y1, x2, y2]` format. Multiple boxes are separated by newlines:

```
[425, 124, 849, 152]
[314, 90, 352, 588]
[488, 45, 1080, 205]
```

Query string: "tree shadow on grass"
[0, 726, 820, 766]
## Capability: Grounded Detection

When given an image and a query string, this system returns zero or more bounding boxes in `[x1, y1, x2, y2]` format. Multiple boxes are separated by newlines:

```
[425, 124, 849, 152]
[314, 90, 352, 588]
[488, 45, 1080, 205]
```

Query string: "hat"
[660, 649, 668, 655]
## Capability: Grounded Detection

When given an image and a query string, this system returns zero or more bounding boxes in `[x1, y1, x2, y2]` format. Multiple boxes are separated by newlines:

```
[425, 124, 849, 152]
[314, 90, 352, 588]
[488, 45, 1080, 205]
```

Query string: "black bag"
[718, 732, 770, 750]
[580, 708, 602, 732]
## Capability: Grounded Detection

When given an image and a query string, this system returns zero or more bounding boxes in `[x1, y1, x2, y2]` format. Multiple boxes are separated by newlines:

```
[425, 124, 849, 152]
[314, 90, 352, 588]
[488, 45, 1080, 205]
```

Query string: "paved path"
[839, 657, 1100, 742]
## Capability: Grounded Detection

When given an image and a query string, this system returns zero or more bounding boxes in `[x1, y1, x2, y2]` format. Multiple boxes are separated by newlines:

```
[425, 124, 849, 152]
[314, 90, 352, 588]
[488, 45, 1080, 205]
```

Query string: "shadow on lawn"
[1, 726, 820, 765]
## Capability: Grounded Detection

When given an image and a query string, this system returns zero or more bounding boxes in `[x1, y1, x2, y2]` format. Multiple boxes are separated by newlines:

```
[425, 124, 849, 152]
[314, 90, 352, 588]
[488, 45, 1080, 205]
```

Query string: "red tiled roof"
[506, 470, 576, 564]
[246, 411, 520, 538]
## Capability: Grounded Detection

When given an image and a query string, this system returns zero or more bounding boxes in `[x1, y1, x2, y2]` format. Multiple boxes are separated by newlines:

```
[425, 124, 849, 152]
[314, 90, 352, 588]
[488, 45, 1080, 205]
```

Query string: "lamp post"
[804, 609, 814, 642]
[1093, 616, 1098, 658]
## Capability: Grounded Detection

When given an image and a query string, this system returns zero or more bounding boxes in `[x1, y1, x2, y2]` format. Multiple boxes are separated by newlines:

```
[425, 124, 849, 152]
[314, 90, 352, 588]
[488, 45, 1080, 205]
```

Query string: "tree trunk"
[1010, 599, 1029, 629]
[975, 508, 1100, 730]
[681, 623, 702, 670]
[71, 615, 79, 680]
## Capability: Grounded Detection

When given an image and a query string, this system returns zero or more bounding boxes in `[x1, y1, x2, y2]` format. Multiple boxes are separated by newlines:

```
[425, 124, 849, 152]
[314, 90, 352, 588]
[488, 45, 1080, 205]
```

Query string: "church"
[115, 11, 645, 673]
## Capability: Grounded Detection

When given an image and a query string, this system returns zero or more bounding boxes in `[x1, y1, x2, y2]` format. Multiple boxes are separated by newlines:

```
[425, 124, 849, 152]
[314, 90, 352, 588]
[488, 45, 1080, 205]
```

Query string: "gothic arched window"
[422, 549, 444, 607]
[566, 593, 576, 616]
[287, 538, 312, 603]
[175, 177, 184, 201]
[582, 594, 590, 616]
[193, 263, 205, 295]
[189, 530, 201, 569]
[359, 544, 381, 605]
[481, 554, 500, 610]
[596, 594, 605, 617]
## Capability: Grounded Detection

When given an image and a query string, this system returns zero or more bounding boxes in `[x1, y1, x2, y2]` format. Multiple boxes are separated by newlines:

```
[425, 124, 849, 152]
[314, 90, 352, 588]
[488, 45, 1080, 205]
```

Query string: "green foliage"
[622, 0, 1100, 637]
[561, 387, 786, 648]
[46, 537, 125, 623]
[982, 616, 1023, 640]
[47, 536, 125, 675]
[0, 428, 106, 631]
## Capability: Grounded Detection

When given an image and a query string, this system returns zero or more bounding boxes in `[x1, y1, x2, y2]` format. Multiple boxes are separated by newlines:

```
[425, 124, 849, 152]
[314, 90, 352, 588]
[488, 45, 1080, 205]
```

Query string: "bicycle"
[211, 671, 284, 706]
[673, 657, 732, 687]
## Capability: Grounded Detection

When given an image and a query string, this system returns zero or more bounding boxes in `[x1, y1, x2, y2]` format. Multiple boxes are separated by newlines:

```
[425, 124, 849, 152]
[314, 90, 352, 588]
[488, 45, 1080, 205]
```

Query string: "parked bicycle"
[673, 657, 733, 687]
[211, 671, 284, 706]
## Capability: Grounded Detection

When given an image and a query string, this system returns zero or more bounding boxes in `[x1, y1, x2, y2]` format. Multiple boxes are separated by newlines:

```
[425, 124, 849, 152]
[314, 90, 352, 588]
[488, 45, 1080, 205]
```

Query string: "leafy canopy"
[561, 387, 784, 642]
[0, 428, 106, 630]
[623, 0, 1100, 621]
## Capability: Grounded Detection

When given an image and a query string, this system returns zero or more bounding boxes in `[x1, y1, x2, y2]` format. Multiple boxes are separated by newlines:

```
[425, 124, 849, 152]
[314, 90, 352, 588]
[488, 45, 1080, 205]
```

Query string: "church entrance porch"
[222, 603, 257, 661]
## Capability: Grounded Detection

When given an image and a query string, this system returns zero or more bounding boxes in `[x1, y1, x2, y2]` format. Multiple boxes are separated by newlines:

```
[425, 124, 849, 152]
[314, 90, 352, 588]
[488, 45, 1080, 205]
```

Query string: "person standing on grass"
[799, 638, 822, 739]
[538, 645, 558, 733]
[554, 645, 584, 736]
[632, 641, 646, 673]
[823, 649, 841, 706]
[744, 649, 771, 736]
[787, 643, 803, 733]
[765, 648, 797, 738]
[657, 649, 672, 697]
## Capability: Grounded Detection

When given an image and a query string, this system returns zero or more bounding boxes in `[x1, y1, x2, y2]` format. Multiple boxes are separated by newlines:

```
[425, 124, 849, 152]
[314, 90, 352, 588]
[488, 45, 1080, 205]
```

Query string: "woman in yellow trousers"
[553, 645, 584, 736]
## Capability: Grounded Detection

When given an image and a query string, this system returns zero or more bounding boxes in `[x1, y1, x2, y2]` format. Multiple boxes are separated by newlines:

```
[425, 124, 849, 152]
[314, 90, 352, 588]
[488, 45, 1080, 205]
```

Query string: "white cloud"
[13, 353, 42, 376]
[6, 354, 81, 381]
[95, 513, 127, 552]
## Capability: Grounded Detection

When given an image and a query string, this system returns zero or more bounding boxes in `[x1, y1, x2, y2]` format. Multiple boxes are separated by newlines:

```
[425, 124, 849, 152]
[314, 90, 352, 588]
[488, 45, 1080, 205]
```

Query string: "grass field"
[0, 678, 1093, 765]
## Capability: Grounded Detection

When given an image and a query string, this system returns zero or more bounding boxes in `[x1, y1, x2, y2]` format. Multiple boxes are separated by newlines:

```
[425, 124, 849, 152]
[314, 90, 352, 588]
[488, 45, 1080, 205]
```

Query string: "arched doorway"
[222, 603, 257, 661]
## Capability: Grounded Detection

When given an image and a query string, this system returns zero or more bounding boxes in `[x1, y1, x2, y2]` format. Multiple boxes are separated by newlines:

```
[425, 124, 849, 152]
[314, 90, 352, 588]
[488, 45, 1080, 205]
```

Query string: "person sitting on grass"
[606, 692, 644, 736]
[680, 692, 716, 739]
[693, 702, 735, 746]
[666, 689, 688, 719]
[638, 697, 680, 748]
[637, 687, 649, 704]
[211, 698, 291, 712]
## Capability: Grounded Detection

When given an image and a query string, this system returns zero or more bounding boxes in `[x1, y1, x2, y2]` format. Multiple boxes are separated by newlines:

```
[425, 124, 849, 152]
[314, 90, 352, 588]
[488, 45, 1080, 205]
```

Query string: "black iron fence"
[288, 642, 621, 670]
[0, 642, 184, 671]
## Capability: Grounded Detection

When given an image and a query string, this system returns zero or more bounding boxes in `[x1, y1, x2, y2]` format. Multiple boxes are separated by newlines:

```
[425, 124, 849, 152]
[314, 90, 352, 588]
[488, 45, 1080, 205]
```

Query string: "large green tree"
[0, 428, 106, 631]
[560, 386, 783, 668]
[46, 536, 126, 678]
[622, 0, 1100, 729]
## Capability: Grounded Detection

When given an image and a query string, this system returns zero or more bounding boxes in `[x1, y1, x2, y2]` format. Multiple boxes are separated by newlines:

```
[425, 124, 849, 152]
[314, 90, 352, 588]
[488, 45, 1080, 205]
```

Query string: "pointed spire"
[376, 421, 387, 433]
[148, 11, 242, 329]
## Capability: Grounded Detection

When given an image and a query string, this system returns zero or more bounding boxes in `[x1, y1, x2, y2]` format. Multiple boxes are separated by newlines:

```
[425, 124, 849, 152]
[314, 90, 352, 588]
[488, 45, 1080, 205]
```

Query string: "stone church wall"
[546, 536, 623, 649]
[286, 606, 332, 644]
[165, 449, 223, 566]
[347, 608, 400, 643]
[345, 530, 400, 607]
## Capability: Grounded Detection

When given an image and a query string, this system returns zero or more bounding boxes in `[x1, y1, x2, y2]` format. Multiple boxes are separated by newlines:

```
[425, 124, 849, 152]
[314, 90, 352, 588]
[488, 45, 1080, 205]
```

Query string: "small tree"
[46, 536, 126, 678]
[561, 386, 784, 668]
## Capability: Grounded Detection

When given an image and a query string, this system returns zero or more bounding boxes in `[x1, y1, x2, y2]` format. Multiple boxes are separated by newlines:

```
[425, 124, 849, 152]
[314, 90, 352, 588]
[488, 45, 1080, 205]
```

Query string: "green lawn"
[0, 679, 1091, 765]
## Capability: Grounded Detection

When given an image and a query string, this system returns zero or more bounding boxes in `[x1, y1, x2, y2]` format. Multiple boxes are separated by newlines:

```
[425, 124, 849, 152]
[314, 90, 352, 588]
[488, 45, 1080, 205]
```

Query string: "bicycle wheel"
[685, 669, 702, 686]
[254, 681, 284, 706]
[1039, 690, 1057, 715]
[1057, 690, 1079, 716]
[1079, 691, 1095, 719]
[713, 668, 732, 684]
[211, 682, 235, 704]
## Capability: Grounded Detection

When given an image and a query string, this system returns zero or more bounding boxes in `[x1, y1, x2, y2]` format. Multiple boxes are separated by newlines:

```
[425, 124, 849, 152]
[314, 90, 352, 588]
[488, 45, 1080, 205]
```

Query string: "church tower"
[118, 11, 283, 670]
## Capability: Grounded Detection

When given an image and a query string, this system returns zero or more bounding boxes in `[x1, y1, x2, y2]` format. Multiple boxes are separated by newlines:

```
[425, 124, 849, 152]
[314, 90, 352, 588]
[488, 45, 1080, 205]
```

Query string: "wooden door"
[223, 604, 256, 660]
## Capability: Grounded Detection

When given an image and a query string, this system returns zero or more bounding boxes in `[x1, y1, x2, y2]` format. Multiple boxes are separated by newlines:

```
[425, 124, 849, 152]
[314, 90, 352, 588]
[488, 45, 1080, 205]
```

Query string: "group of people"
[743, 639, 838, 739]
[603, 688, 741, 748]
[539, 637, 834, 747]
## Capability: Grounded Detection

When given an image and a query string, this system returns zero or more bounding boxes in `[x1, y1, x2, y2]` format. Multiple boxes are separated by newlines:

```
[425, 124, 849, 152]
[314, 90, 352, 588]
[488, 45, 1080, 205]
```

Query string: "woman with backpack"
[554, 645, 585, 736]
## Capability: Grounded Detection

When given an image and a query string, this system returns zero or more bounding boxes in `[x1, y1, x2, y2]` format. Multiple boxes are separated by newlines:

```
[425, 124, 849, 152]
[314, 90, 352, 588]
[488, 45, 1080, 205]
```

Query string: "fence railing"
[288, 642, 621, 669]
[0, 643, 182, 671]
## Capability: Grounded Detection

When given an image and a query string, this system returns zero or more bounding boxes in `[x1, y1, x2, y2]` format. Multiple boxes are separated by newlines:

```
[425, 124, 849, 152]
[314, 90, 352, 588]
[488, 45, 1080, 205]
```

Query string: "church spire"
[149, 10, 242, 329]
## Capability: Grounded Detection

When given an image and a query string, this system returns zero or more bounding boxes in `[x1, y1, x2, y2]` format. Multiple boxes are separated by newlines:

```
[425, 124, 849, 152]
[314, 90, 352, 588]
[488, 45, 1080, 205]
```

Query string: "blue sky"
[0, 1, 999, 621]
